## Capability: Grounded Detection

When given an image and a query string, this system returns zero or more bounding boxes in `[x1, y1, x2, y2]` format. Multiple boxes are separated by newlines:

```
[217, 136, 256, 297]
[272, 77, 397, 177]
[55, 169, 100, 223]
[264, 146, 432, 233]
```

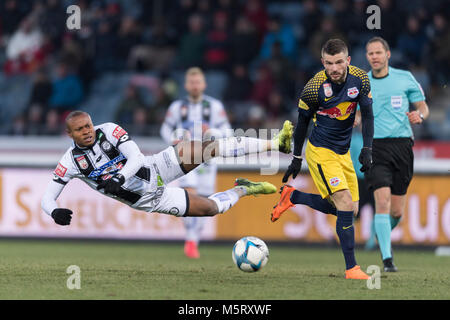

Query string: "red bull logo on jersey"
[317, 102, 357, 120]
[347, 87, 359, 99]
[330, 177, 341, 187]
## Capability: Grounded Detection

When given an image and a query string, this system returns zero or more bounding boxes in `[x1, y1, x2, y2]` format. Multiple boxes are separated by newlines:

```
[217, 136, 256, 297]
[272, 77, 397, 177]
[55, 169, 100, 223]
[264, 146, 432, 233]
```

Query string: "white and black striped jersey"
[160, 94, 231, 144]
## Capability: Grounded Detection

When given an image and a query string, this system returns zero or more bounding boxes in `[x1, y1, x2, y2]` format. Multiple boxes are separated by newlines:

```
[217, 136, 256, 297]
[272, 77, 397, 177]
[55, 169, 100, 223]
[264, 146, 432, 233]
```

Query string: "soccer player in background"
[271, 39, 374, 279]
[160, 67, 231, 259]
[364, 37, 429, 272]
[41, 111, 294, 226]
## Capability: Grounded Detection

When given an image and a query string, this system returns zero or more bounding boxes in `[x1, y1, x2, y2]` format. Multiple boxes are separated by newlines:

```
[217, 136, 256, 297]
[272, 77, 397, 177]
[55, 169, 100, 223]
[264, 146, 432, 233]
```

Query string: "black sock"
[290, 190, 337, 215]
[336, 210, 357, 270]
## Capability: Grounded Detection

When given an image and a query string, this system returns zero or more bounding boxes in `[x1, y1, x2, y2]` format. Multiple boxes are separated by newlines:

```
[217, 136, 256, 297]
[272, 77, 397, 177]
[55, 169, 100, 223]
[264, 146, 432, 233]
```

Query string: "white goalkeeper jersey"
[160, 94, 231, 144]
[42, 122, 164, 216]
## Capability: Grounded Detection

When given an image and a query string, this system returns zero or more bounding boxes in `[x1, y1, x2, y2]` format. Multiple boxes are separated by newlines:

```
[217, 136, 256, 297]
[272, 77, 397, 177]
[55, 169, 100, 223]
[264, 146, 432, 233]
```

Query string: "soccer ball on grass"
[232, 236, 269, 272]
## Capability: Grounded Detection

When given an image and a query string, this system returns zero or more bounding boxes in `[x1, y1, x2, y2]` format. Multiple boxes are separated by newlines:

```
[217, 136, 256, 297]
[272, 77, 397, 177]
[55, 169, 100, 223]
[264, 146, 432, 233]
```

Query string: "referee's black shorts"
[364, 138, 414, 195]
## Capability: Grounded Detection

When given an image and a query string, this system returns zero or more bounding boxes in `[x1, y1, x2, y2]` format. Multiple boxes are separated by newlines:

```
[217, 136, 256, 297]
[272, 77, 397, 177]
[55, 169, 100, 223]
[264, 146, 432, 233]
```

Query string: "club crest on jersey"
[330, 177, 341, 187]
[347, 87, 359, 99]
[101, 141, 112, 151]
[323, 83, 333, 97]
[76, 155, 89, 170]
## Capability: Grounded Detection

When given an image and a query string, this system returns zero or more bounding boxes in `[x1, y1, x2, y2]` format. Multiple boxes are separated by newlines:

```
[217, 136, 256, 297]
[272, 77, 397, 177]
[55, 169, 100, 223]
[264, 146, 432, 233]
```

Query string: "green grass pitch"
[0, 239, 448, 300]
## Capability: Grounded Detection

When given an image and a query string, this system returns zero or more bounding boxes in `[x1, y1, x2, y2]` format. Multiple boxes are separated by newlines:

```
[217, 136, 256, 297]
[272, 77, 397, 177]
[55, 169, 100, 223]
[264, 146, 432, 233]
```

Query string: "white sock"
[217, 137, 275, 158]
[208, 188, 242, 214]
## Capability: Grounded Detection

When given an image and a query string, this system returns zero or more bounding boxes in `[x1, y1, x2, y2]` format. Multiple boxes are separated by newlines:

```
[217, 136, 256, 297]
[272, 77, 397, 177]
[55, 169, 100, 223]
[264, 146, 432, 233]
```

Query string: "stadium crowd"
[0, 0, 448, 138]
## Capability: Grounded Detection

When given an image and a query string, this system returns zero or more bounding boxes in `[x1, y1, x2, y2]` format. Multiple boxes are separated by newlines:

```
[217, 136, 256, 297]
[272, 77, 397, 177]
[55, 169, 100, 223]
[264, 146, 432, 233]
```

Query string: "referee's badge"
[323, 83, 333, 97]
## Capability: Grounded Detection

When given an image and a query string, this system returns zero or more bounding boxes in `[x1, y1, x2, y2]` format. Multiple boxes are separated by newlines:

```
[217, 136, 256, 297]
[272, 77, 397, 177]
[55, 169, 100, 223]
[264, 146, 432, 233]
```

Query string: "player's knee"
[390, 209, 403, 219]
[331, 190, 353, 211]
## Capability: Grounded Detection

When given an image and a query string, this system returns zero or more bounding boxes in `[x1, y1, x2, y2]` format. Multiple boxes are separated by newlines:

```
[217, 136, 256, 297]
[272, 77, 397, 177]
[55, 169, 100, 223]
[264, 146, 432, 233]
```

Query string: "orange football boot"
[271, 185, 296, 222]
[345, 265, 371, 279]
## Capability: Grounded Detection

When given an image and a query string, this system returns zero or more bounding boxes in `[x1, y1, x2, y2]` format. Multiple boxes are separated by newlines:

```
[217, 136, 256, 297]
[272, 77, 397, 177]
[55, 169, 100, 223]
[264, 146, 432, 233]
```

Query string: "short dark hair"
[366, 36, 390, 51]
[321, 39, 348, 57]
[65, 110, 90, 130]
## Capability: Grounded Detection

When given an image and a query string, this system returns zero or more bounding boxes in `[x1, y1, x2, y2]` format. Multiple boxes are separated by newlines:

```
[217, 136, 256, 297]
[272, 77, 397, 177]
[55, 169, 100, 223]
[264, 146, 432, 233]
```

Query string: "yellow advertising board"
[0, 168, 448, 245]
[215, 172, 450, 245]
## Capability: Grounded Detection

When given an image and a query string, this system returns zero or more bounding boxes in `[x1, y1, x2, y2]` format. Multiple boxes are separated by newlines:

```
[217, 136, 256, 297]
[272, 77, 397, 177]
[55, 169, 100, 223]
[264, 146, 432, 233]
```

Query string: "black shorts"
[364, 138, 414, 195]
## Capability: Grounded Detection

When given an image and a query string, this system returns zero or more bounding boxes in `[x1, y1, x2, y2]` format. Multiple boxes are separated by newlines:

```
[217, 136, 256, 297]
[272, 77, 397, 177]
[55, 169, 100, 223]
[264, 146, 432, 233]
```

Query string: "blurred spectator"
[308, 16, 346, 63]
[230, 15, 259, 66]
[25, 103, 46, 135]
[397, 16, 428, 67]
[264, 41, 295, 96]
[175, 13, 206, 69]
[330, 0, 352, 36]
[93, 19, 119, 73]
[250, 64, 274, 108]
[204, 11, 231, 70]
[49, 62, 84, 115]
[128, 18, 177, 72]
[266, 89, 288, 119]
[39, 0, 66, 47]
[169, 0, 196, 37]
[376, 0, 403, 47]
[347, 0, 373, 47]
[245, 103, 266, 129]
[42, 108, 63, 135]
[224, 64, 253, 103]
[243, 0, 268, 41]
[4, 15, 46, 74]
[115, 84, 147, 125]
[29, 68, 52, 110]
[197, 0, 213, 31]
[259, 15, 297, 62]
[117, 16, 141, 69]
[426, 13, 450, 86]
[0, 0, 26, 37]
[128, 107, 151, 136]
[300, 0, 323, 42]
[9, 114, 26, 135]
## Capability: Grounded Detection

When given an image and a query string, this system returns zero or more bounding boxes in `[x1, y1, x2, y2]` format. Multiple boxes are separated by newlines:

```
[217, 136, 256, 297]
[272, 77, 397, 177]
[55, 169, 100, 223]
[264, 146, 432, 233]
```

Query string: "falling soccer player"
[41, 111, 293, 226]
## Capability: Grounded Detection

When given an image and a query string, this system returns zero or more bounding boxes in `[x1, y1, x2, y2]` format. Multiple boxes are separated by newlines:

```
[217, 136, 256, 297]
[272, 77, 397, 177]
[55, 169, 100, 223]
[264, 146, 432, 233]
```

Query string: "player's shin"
[336, 210, 357, 270]
[216, 137, 275, 158]
[208, 187, 246, 214]
[374, 213, 392, 260]
[290, 190, 337, 215]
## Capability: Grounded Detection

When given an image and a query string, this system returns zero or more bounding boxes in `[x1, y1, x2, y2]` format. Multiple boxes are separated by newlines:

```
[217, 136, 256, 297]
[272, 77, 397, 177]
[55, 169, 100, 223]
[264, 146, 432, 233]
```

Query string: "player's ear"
[386, 50, 391, 60]
[347, 55, 351, 65]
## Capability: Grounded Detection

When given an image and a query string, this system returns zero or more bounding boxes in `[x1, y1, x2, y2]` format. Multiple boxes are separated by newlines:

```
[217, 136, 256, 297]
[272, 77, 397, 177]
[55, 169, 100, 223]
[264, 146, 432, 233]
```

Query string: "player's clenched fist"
[96, 173, 125, 195]
[51, 208, 73, 225]
[282, 156, 303, 183]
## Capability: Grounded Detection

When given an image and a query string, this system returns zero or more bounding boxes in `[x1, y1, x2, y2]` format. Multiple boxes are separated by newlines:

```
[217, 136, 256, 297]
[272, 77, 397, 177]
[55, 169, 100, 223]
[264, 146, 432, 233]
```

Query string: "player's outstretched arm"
[41, 180, 73, 226]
